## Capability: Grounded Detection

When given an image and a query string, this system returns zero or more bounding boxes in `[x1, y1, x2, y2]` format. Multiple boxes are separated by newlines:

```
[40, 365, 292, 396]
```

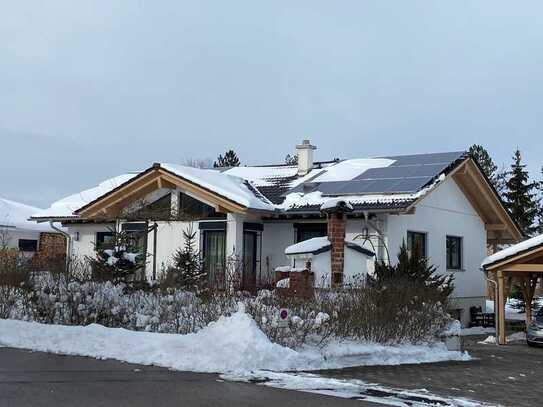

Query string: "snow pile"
[0, 306, 305, 373]
[479, 331, 526, 345]
[482, 234, 543, 268]
[0, 308, 469, 374]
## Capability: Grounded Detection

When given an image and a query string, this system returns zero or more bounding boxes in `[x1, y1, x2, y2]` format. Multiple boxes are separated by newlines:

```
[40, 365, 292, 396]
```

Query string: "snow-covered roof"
[482, 234, 543, 268]
[0, 198, 56, 232]
[284, 236, 375, 257]
[285, 237, 331, 256]
[30, 151, 466, 222]
[161, 164, 274, 211]
[31, 173, 140, 220]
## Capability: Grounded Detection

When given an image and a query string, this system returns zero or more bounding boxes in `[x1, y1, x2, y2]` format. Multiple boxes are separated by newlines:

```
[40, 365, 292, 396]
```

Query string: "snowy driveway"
[0, 347, 376, 407]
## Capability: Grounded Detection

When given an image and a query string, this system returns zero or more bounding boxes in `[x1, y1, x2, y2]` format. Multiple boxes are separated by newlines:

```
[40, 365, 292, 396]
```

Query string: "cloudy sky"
[1, 1, 543, 208]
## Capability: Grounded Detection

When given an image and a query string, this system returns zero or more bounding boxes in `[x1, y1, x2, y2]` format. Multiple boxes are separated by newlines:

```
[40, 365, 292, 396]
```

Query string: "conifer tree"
[213, 150, 241, 167]
[88, 229, 146, 286]
[285, 154, 298, 165]
[468, 144, 506, 194]
[503, 150, 539, 236]
[469, 144, 497, 181]
[373, 242, 454, 303]
[167, 226, 206, 291]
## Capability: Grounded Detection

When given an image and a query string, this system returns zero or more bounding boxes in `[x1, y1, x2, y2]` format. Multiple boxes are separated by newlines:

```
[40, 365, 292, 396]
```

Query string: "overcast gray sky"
[1, 1, 542, 208]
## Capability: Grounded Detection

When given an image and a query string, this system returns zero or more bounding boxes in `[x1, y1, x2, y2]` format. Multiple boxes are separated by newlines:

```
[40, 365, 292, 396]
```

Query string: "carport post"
[497, 270, 507, 345]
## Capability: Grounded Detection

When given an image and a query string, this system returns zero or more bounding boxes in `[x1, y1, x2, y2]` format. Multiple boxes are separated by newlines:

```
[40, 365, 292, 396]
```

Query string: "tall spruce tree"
[213, 150, 240, 168]
[468, 144, 507, 194]
[503, 150, 539, 236]
[469, 144, 498, 181]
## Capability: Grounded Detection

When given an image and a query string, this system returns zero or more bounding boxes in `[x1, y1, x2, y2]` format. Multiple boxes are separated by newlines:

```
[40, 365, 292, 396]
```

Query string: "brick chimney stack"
[322, 201, 352, 288]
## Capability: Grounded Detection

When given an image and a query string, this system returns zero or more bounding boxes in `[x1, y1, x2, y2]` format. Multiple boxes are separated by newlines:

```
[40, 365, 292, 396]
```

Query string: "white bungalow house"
[31, 141, 522, 325]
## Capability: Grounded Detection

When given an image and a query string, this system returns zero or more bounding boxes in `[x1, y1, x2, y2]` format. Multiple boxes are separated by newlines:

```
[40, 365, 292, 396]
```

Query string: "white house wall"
[261, 223, 294, 279]
[386, 177, 487, 302]
[66, 223, 115, 259]
[147, 221, 198, 278]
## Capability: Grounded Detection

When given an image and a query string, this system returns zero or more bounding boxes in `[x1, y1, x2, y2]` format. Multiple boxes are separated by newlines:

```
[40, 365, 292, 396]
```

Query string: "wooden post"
[497, 270, 507, 345]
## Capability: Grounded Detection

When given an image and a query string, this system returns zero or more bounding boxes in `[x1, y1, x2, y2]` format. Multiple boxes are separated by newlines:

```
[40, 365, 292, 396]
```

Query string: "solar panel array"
[285, 151, 465, 196]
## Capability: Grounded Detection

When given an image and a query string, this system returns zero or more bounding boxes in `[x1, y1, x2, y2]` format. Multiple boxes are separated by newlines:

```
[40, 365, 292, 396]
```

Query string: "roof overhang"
[74, 164, 251, 220]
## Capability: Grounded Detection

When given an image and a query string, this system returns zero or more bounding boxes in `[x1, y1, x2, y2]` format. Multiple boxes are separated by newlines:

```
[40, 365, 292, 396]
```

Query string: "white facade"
[386, 178, 487, 324]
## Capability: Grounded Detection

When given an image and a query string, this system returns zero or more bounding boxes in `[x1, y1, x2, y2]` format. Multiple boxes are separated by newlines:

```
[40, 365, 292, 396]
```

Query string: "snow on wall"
[387, 177, 487, 301]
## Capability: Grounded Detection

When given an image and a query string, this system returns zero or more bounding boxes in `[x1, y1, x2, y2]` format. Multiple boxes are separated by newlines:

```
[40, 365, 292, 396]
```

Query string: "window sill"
[446, 269, 465, 272]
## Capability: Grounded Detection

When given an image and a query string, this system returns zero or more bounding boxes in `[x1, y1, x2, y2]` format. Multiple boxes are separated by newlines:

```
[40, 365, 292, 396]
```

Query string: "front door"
[242, 231, 257, 293]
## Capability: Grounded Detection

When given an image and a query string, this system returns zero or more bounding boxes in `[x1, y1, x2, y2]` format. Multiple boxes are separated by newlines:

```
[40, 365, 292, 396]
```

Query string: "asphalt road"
[321, 337, 543, 407]
[0, 347, 375, 407]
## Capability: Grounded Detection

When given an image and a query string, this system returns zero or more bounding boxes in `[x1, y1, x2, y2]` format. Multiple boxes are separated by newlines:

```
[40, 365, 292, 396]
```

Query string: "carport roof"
[482, 234, 543, 269]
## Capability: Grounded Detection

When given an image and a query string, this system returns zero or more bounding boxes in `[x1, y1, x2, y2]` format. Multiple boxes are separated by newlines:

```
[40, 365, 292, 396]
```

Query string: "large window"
[179, 193, 224, 220]
[121, 222, 148, 254]
[407, 231, 427, 257]
[446, 236, 463, 270]
[18, 239, 38, 252]
[96, 232, 114, 250]
[295, 223, 327, 242]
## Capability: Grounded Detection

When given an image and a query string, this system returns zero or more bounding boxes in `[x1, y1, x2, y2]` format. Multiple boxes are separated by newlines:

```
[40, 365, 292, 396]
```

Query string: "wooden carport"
[482, 235, 543, 345]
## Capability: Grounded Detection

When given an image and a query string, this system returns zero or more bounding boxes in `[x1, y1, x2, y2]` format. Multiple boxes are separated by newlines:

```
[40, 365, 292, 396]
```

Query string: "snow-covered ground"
[0, 307, 469, 375]
[485, 299, 527, 321]
[479, 331, 526, 345]
[224, 371, 495, 407]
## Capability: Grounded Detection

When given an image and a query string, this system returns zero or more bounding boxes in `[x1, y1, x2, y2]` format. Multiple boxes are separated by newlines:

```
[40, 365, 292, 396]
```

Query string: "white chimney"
[296, 139, 317, 176]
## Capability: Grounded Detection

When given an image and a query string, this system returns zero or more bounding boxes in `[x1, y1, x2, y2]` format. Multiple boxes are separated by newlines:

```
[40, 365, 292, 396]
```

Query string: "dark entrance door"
[242, 231, 257, 293]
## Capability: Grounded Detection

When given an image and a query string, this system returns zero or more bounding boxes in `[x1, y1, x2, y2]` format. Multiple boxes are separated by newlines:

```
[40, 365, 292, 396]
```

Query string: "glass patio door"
[242, 231, 257, 293]
[203, 230, 226, 288]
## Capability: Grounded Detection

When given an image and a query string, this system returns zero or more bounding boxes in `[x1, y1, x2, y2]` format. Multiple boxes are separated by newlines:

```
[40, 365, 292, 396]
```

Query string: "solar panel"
[282, 151, 466, 198]
[383, 151, 465, 166]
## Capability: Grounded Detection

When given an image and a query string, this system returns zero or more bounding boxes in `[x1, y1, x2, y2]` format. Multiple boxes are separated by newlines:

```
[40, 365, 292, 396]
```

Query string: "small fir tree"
[503, 150, 539, 236]
[88, 229, 146, 287]
[213, 150, 241, 168]
[167, 227, 206, 291]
